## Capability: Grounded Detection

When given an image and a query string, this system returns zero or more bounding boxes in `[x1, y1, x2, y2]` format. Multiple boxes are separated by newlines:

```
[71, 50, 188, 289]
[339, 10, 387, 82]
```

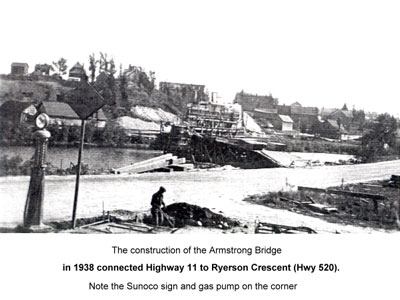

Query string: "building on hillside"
[289, 105, 319, 132]
[320, 107, 353, 130]
[68, 62, 88, 82]
[365, 111, 378, 121]
[33, 64, 52, 76]
[277, 102, 319, 132]
[38, 101, 107, 128]
[233, 91, 277, 111]
[38, 101, 82, 126]
[313, 119, 346, 139]
[159, 81, 208, 103]
[251, 109, 293, 132]
[278, 115, 294, 131]
[0, 101, 37, 126]
[11, 63, 29, 75]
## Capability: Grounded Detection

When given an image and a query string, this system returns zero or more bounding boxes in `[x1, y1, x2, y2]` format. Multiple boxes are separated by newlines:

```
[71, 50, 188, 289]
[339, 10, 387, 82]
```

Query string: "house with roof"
[11, 63, 29, 75]
[277, 102, 319, 132]
[313, 119, 347, 139]
[320, 106, 353, 130]
[68, 62, 88, 82]
[251, 109, 293, 132]
[33, 64, 52, 76]
[0, 101, 37, 126]
[233, 91, 278, 112]
[278, 115, 294, 131]
[38, 101, 82, 126]
[38, 101, 107, 128]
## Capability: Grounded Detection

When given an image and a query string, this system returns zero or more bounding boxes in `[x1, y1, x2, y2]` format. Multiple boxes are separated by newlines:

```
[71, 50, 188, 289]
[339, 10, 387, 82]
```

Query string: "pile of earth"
[162, 202, 240, 228]
[7, 203, 242, 233]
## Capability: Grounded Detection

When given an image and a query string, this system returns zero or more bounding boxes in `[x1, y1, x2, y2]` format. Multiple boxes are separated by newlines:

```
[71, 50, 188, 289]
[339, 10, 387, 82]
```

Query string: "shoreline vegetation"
[1, 146, 399, 177]
[244, 179, 400, 231]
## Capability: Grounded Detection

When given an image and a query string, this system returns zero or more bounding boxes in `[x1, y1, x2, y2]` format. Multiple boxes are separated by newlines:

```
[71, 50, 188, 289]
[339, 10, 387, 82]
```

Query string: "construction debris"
[163, 202, 240, 228]
[255, 222, 316, 234]
[298, 186, 386, 200]
[279, 195, 337, 214]
[383, 175, 400, 188]
[245, 176, 400, 230]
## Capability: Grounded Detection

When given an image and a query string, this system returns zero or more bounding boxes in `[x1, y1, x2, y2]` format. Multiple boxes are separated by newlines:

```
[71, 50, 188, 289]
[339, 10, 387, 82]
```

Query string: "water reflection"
[0, 146, 163, 169]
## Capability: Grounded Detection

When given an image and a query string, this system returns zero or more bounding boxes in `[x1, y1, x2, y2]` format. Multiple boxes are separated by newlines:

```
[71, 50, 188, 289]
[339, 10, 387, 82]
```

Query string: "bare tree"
[88, 53, 97, 83]
[52, 58, 68, 76]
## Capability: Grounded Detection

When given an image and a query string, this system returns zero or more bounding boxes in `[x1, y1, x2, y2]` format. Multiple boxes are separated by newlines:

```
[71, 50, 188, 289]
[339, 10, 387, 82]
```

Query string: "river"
[1, 160, 399, 233]
[0, 146, 163, 170]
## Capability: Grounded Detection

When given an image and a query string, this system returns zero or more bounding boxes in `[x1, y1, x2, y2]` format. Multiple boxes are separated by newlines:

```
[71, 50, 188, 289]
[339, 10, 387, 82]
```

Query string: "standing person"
[151, 186, 166, 226]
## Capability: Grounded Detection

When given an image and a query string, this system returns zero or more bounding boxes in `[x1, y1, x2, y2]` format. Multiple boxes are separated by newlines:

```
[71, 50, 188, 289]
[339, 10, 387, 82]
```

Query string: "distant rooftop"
[11, 62, 29, 67]
[40, 101, 79, 119]
[278, 114, 293, 123]
[254, 108, 278, 114]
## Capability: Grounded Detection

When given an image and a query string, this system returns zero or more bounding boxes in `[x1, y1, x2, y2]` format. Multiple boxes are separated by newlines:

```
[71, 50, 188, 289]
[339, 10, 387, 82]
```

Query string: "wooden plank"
[113, 154, 174, 173]
[129, 155, 177, 169]
[298, 186, 327, 193]
[304, 203, 338, 214]
[168, 165, 186, 171]
[79, 220, 108, 229]
[256, 223, 316, 234]
[141, 167, 173, 173]
[298, 186, 386, 200]
[326, 189, 385, 200]
[87, 226, 112, 234]
[123, 162, 170, 174]
[177, 163, 195, 169]
[121, 222, 154, 230]
[169, 157, 186, 165]
[117, 158, 178, 174]
[117, 153, 173, 171]
[108, 223, 156, 233]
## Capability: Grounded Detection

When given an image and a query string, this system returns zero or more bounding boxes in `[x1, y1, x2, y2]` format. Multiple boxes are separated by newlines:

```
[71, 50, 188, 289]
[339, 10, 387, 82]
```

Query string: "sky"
[1, 0, 399, 114]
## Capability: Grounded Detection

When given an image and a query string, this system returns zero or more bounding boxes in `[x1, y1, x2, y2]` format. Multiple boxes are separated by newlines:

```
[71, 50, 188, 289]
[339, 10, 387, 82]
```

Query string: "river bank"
[244, 179, 400, 231]
[1, 160, 400, 233]
[0, 146, 163, 173]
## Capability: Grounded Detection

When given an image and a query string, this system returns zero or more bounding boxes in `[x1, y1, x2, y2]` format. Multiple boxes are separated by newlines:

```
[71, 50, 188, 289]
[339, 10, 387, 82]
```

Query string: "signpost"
[67, 81, 106, 229]
[71, 119, 86, 229]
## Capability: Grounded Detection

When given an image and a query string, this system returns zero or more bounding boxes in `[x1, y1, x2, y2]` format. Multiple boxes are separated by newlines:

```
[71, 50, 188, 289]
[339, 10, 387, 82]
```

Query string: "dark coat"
[151, 191, 165, 208]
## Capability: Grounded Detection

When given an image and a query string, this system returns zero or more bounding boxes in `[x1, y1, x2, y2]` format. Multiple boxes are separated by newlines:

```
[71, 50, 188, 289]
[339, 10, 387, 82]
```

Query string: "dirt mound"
[164, 202, 240, 228]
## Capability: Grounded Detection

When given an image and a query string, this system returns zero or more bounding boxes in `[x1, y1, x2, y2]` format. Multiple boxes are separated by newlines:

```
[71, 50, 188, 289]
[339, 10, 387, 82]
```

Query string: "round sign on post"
[35, 113, 50, 129]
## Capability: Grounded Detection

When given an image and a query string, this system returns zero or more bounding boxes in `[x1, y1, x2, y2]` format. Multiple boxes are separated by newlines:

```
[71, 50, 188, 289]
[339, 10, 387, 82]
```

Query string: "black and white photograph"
[0, 0, 399, 299]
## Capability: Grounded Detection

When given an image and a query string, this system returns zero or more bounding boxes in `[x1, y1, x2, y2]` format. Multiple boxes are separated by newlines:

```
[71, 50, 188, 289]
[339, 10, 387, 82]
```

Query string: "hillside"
[0, 74, 186, 123]
[0, 75, 74, 105]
